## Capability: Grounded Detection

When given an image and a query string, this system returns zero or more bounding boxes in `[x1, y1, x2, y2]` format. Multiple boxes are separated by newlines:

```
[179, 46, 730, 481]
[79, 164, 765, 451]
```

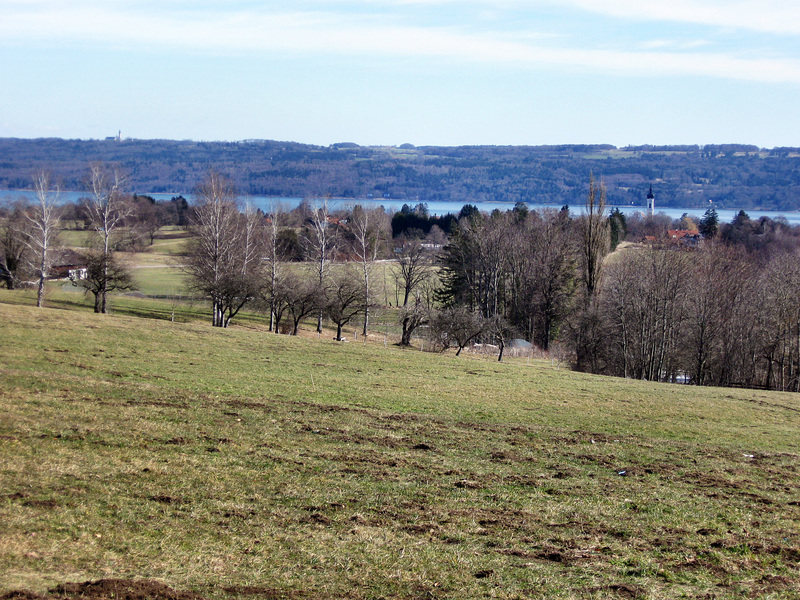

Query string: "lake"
[3, 189, 800, 226]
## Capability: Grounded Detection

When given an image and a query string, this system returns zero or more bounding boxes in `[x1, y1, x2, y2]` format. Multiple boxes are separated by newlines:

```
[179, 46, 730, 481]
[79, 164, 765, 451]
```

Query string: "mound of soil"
[1, 579, 204, 600]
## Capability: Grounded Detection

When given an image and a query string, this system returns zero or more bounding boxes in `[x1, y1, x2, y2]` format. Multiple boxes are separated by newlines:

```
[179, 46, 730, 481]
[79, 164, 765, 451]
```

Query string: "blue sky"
[1, 0, 799, 147]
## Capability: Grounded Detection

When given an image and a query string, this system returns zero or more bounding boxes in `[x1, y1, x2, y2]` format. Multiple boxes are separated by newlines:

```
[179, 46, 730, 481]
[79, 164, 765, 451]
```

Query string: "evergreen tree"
[699, 208, 719, 238]
[608, 208, 627, 250]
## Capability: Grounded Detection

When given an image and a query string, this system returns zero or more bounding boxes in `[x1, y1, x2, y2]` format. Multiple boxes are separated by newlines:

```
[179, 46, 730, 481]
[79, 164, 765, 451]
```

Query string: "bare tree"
[82, 163, 133, 313]
[709, 251, 761, 388]
[325, 266, 367, 341]
[757, 251, 800, 390]
[523, 209, 576, 350]
[570, 178, 611, 372]
[399, 296, 433, 348]
[579, 176, 609, 303]
[241, 203, 261, 275]
[437, 212, 505, 319]
[683, 242, 731, 385]
[301, 197, 337, 333]
[84, 163, 129, 256]
[28, 172, 61, 307]
[349, 204, 389, 337]
[282, 271, 323, 335]
[486, 315, 516, 362]
[77, 250, 137, 313]
[394, 238, 435, 346]
[601, 245, 690, 381]
[598, 250, 639, 377]
[431, 306, 487, 356]
[0, 199, 33, 289]
[262, 200, 286, 331]
[130, 195, 162, 246]
[185, 172, 260, 327]
[269, 284, 291, 334]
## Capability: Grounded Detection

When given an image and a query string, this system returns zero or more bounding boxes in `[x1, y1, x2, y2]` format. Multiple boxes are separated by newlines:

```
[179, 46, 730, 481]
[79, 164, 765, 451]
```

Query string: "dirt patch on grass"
[753, 575, 797, 594]
[22, 499, 59, 509]
[592, 583, 647, 599]
[225, 400, 273, 411]
[221, 586, 301, 599]
[1, 580, 203, 600]
[1, 581, 357, 600]
[3, 492, 59, 509]
[164, 437, 192, 445]
[126, 400, 189, 409]
[0, 592, 49, 600]
[149, 495, 187, 505]
[301, 512, 332, 525]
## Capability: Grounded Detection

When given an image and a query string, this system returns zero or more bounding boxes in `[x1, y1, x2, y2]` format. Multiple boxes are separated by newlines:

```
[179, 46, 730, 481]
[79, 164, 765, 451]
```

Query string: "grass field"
[146, 229, 193, 256]
[1, 297, 799, 600]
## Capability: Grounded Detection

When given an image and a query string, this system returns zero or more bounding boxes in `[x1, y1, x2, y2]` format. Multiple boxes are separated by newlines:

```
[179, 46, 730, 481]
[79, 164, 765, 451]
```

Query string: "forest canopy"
[1, 138, 799, 211]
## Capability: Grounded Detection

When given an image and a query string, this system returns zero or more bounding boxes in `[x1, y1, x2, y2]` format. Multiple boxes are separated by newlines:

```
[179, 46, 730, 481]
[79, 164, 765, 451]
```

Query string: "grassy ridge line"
[1, 302, 798, 451]
[1, 301, 800, 599]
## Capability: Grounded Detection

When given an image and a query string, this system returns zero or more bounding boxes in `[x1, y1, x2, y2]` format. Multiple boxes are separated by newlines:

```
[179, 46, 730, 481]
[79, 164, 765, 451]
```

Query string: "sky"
[1, 0, 799, 148]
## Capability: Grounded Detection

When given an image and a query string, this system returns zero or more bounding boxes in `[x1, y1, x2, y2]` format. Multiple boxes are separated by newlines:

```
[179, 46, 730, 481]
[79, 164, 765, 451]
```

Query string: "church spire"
[646, 184, 654, 216]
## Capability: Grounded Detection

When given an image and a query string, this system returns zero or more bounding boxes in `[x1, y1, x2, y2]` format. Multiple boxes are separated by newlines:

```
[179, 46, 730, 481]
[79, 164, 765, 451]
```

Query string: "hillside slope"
[1, 302, 799, 599]
[2, 138, 800, 210]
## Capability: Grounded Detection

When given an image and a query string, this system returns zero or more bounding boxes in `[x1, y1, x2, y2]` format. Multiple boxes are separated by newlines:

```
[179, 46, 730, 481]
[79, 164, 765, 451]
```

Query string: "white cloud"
[1, 2, 798, 84]
[344, 0, 800, 35]
[542, 0, 800, 35]
[639, 39, 712, 50]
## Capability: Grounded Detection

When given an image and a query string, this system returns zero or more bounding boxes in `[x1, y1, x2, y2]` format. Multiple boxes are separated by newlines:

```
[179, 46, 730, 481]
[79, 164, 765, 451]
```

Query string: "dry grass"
[1, 300, 799, 600]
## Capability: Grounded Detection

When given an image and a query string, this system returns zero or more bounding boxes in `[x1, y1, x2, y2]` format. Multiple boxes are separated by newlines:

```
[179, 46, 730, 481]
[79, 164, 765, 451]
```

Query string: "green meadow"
[1, 288, 799, 599]
[1, 231, 799, 600]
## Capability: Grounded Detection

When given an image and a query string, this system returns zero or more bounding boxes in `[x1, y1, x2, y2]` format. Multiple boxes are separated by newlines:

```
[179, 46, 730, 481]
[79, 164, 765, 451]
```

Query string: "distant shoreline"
[3, 188, 799, 224]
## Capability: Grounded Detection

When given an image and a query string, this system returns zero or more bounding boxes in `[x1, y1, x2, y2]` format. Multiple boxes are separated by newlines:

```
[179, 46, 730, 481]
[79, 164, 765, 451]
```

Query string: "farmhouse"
[667, 229, 702, 245]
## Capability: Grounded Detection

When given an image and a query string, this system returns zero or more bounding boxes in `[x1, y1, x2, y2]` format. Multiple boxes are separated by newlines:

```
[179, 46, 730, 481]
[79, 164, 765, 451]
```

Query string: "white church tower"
[646, 185, 655, 216]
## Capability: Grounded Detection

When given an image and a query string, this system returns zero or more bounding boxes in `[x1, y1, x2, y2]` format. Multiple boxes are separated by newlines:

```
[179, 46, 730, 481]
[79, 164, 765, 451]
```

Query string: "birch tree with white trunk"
[349, 204, 389, 337]
[82, 163, 133, 313]
[28, 172, 61, 307]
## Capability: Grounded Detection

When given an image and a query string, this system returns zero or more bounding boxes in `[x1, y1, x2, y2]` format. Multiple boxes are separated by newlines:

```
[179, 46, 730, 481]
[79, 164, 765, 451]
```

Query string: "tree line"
[5, 166, 800, 392]
[2, 137, 800, 210]
[582, 237, 800, 391]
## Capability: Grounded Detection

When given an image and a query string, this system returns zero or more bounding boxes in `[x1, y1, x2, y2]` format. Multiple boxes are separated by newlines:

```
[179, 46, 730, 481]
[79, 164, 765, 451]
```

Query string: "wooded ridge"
[1, 138, 799, 210]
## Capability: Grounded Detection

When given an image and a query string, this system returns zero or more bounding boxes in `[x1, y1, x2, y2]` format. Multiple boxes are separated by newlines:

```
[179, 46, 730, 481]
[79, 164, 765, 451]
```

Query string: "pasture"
[1, 295, 799, 599]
